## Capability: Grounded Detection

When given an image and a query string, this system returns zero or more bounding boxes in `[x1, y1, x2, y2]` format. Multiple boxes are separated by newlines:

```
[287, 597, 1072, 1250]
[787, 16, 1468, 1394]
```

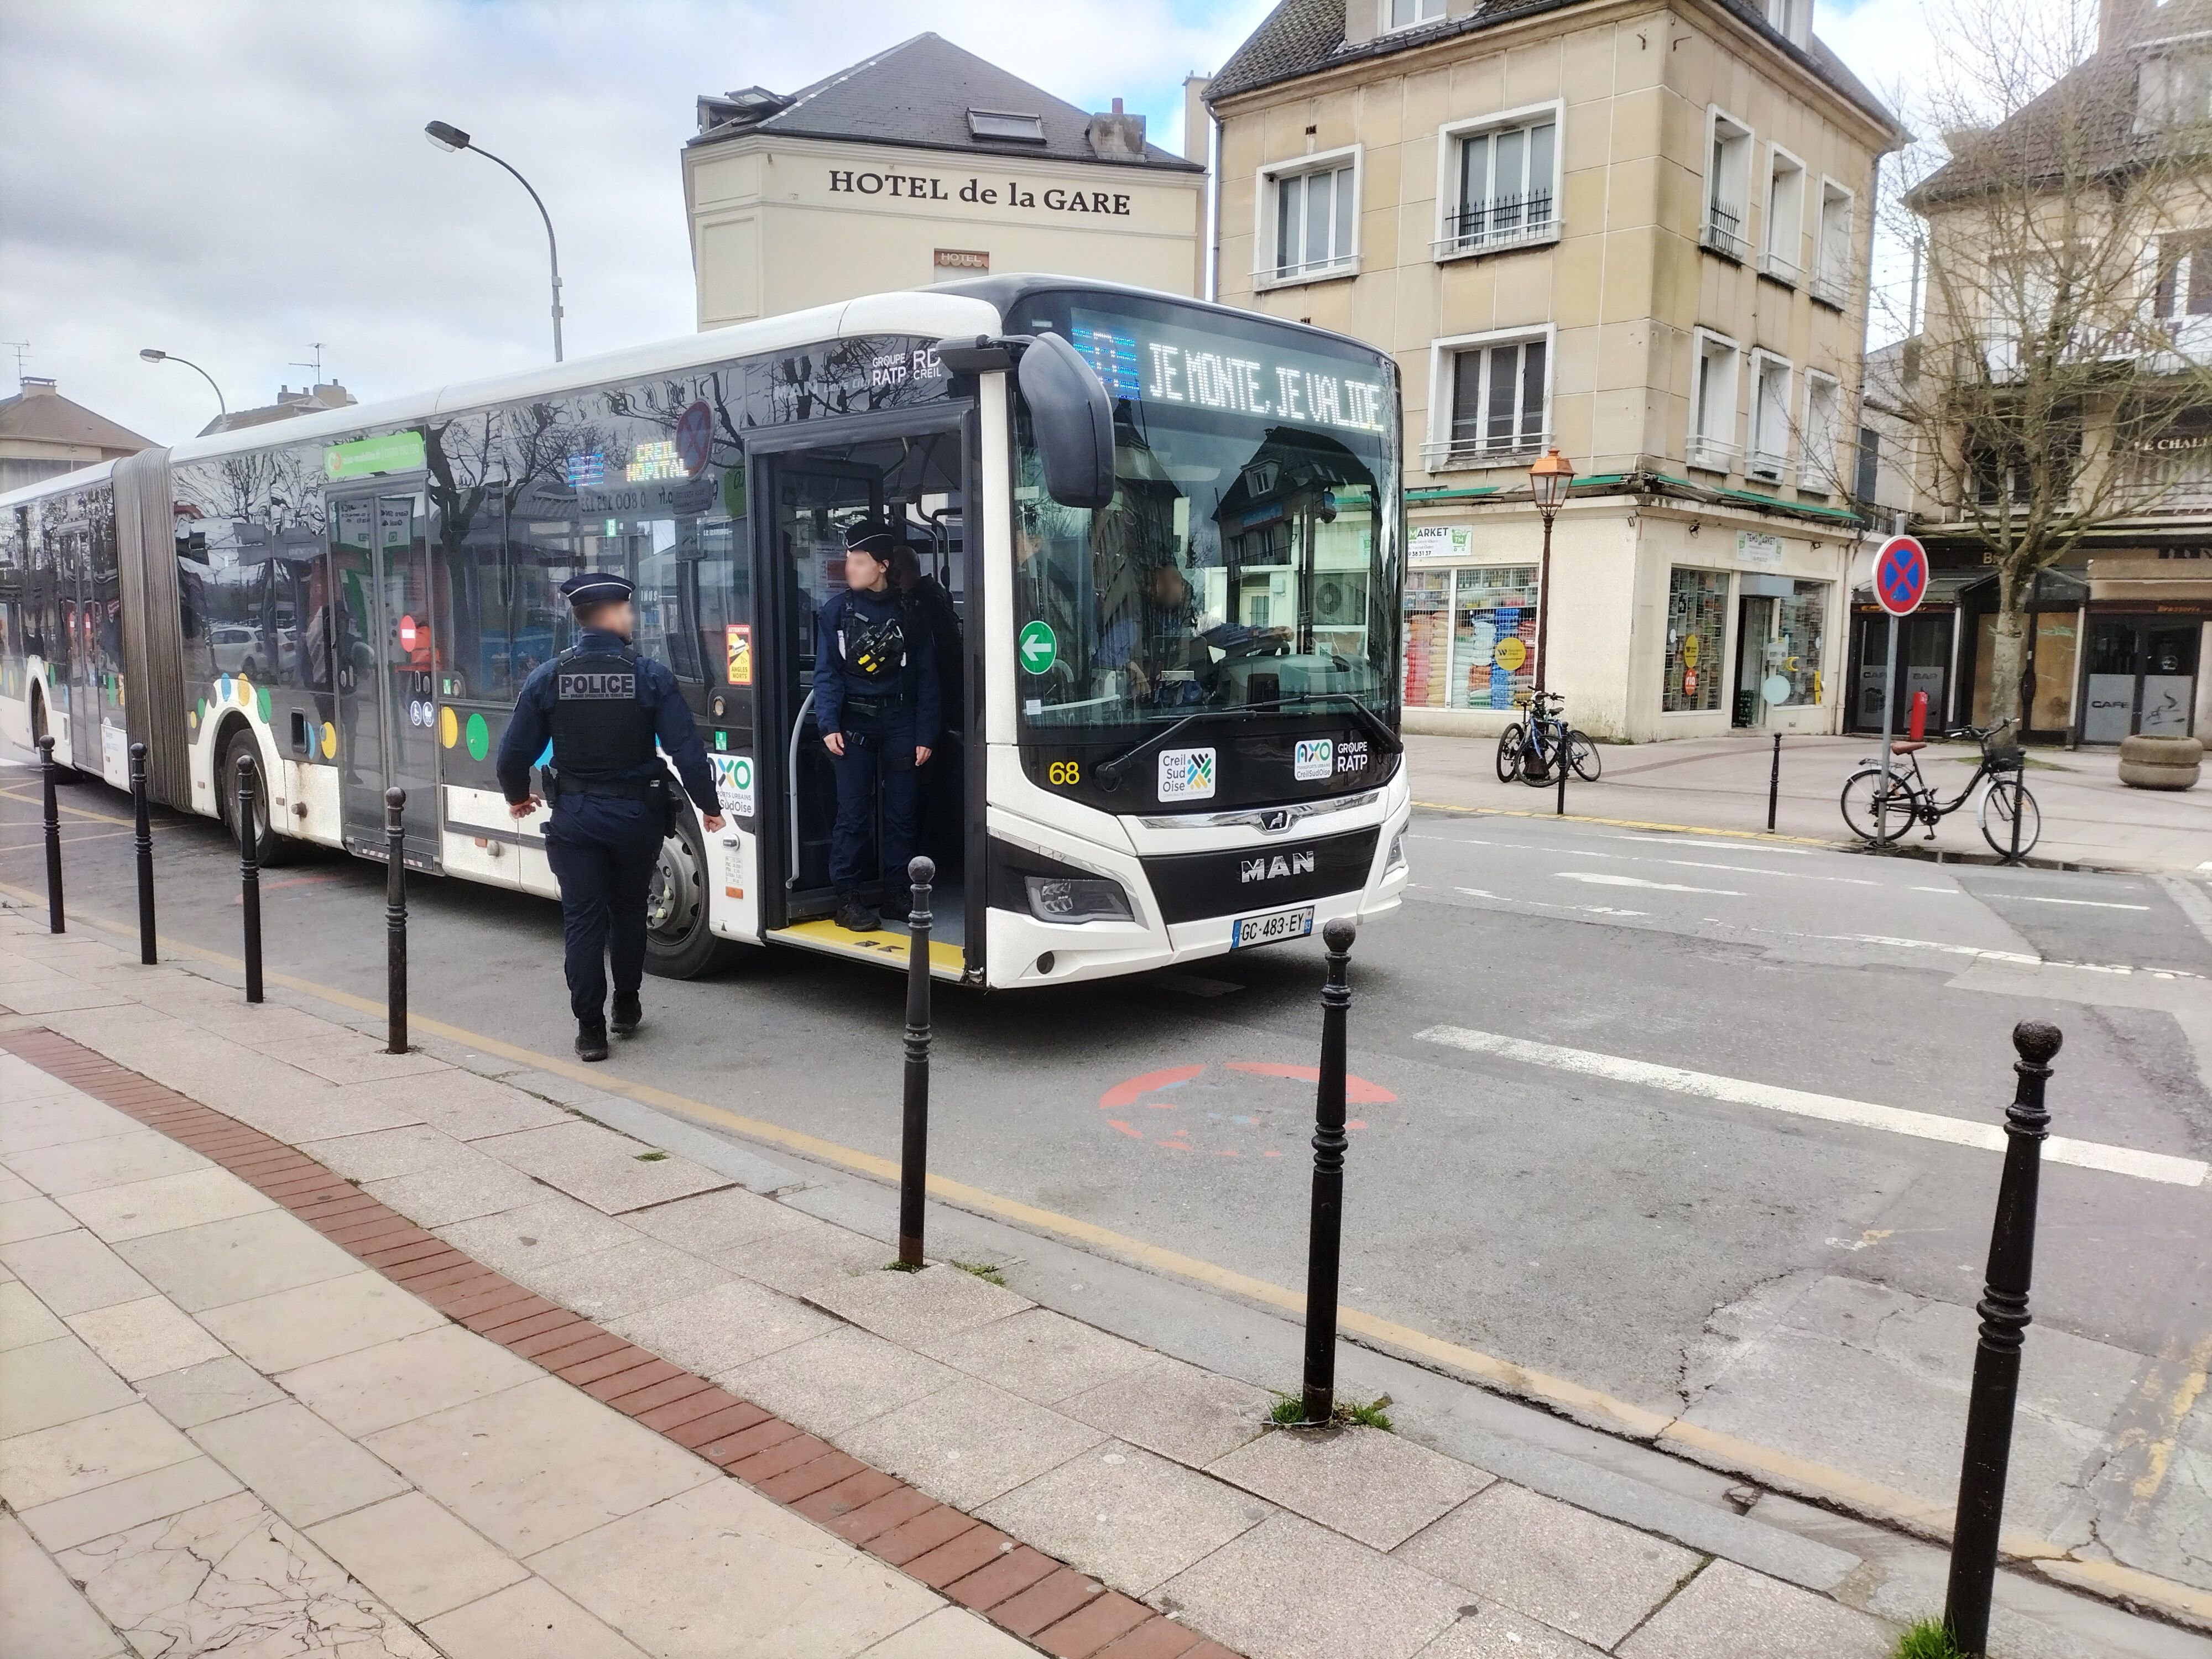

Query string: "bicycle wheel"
[1570, 733, 1603, 782]
[1495, 724, 1525, 782]
[1839, 768, 1914, 845]
[1980, 775, 2041, 859]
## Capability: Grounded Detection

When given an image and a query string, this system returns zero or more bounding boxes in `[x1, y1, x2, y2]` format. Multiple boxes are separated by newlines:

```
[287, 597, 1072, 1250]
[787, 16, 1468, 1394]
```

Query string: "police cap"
[843, 521, 898, 561]
[560, 571, 635, 611]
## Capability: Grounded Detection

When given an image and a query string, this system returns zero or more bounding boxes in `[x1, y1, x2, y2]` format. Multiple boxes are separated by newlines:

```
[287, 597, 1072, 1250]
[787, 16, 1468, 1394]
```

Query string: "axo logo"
[1293, 738, 1333, 781]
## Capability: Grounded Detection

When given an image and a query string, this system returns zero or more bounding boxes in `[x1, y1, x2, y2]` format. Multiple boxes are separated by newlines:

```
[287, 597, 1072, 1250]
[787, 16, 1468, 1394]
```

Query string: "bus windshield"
[1009, 294, 1399, 743]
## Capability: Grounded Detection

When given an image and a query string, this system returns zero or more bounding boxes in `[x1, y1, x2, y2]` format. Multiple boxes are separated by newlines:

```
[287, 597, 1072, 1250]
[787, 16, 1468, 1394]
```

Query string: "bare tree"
[1875, 0, 2212, 727]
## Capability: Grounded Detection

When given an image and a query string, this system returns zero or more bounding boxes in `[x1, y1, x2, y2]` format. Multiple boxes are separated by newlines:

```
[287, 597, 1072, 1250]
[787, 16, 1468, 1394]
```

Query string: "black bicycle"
[1839, 720, 2040, 857]
[1496, 690, 1601, 786]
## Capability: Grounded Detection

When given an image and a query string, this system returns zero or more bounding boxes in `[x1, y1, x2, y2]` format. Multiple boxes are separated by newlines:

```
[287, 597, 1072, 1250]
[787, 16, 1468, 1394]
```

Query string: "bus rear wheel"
[28, 691, 79, 781]
[218, 727, 297, 866]
[644, 811, 727, 979]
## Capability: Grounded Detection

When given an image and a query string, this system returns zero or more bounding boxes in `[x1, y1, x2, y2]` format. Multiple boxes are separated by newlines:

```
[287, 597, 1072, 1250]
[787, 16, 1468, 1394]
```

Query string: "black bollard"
[131, 742, 155, 964]
[385, 788, 408, 1054]
[898, 855, 936, 1268]
[236, 755, 263, 1003]
[1943, 1020, 2063, 1657]
[1556, 726, 1570, 816]
[1301, 916, 1358, 1424]
[36, 734, 63, 933]
[1767, 732, 1782, 833]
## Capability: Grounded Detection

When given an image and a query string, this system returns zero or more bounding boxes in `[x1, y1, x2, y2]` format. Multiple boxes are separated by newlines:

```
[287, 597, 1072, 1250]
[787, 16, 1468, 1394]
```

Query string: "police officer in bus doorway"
[818, 523, 938, 933]
[497, 572, 724, 1061]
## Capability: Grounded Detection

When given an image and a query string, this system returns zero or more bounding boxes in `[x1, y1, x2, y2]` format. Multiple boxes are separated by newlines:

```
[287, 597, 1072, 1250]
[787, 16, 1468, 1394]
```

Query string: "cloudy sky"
[1, 0, 1924, 446]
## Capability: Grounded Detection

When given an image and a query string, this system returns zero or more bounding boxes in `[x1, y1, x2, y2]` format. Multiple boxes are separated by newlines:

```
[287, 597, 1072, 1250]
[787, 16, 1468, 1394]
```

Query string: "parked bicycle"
[1839, 719, 2041, 858]
[1496, 690, 1602, 787]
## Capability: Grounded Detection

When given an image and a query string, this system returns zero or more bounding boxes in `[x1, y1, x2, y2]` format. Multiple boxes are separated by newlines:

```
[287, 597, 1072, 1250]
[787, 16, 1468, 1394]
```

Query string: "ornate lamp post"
[1528, 446, 1576, 692]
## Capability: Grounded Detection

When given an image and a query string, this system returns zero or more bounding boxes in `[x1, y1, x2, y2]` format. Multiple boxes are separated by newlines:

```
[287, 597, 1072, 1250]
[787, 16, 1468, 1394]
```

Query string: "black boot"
[836, 894, 882, 933]
[576, 1020, 610, 1062]
[611, 995, 643, 1037]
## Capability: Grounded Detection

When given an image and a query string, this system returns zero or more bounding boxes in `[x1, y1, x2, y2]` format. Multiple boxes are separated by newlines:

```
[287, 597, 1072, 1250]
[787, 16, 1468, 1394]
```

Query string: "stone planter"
[2117, 733, 2204, 790]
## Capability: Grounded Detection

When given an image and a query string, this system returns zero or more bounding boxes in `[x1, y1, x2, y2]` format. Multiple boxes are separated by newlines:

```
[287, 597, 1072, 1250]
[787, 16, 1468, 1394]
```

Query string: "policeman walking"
[818, 522, 938, 933]
[497, 572, 724, 1060]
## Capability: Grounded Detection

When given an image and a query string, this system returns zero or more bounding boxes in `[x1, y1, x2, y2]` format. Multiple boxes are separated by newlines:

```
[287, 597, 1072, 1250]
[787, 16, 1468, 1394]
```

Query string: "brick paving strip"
[0, 1025, 1230, 1659]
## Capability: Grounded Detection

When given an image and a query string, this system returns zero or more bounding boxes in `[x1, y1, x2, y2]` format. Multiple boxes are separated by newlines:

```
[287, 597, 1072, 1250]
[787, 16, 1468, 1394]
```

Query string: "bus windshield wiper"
[1241, 692, 1404, 755]
[1095, 705, 1243, 789]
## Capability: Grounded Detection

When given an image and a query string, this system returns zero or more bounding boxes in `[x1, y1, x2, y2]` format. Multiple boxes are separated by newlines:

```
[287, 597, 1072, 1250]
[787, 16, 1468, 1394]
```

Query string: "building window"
[1385, 0, 1446, 29]
[1748, 352, 1792, 482]
[1855, 425, 1881, 504]
[1801, 372, 1841, 492]
[2137, 54, 2212, 133]
[1438, 108, 1559, 256]
[1261, 152, 1359, 286]
[1813, 181, 1853, 307]
[1689, 330, 1740, 473]
[2154, 232, 2212, 347]
[1704, 110, 1752, 261]
[1427, 330, 1550, 468]
[1663, 569, 1729, 713]
[1400, 566, 1537, 708]
[1761, 147, 1805, 285]
[1767, 0, 1809, 45]
[1772, 580, 1829, 706]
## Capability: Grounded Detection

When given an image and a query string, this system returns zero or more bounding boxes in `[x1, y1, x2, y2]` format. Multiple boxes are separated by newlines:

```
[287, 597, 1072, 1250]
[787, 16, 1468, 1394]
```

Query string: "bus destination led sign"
[1071, 310, 1387, 436]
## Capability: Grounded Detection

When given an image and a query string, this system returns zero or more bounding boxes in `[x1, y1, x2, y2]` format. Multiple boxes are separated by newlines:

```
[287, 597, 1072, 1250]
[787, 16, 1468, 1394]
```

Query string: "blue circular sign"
[1875, 535, 1928, 617]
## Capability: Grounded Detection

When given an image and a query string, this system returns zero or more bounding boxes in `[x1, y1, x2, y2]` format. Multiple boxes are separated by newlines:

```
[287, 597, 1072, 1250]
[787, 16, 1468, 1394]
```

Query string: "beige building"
[1207, 0, 1900, 740]
[683, 34, 1206, 331]
[0, 378, 150, 494]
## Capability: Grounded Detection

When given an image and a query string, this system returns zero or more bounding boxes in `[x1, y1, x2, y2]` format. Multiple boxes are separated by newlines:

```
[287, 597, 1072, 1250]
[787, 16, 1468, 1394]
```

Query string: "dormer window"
[2138, 55, 2212, 131]
[1385, 0, 1446, 29]
[1765, 0, 1809, 47]
[969, 109, 1046, 143]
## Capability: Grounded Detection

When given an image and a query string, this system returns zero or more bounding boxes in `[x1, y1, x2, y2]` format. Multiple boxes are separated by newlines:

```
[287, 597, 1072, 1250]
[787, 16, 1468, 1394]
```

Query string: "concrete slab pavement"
[1406, 731, 2212, 873]
[7, 904, 2209, 1658]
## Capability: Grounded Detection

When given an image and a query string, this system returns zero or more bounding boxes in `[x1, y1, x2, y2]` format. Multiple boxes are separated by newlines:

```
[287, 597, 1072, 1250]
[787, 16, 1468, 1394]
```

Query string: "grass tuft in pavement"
[883, 1258, 926, 1273]
[1893, 1618, 1968, 1659]
[633, 1150, 668, 1161]
[952, 1260, 1008, 1285]
[1267, 1391, 1394, 1431]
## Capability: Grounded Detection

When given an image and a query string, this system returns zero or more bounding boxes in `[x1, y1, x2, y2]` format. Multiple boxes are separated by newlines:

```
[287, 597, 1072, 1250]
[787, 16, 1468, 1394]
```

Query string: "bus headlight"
[1386, 829, 1407, 874]
[1025, 875, 1134, 924]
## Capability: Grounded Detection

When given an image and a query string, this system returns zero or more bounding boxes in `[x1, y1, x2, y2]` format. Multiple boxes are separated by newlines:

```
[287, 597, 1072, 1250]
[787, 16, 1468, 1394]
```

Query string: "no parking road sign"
[1875, 534, 1929, 617]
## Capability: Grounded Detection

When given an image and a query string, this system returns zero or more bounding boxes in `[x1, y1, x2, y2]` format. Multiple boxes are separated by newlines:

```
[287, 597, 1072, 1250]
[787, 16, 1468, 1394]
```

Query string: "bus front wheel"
[644, 812, 728, 979]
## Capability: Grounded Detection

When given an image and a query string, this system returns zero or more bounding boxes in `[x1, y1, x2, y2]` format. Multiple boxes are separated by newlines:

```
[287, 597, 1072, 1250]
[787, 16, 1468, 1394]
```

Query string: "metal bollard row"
[37, 734, 63, 933]
[385, 787, 409, 1055]
[236, 756, 264, 1004]
[131, 742, 156, 964]
[1301, 916, 1359, 1423]
[898, 856, 935, 1268]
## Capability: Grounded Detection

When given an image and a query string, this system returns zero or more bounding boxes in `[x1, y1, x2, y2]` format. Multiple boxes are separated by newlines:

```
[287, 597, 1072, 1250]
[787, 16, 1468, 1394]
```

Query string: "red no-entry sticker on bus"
[398, 614, 419, 649]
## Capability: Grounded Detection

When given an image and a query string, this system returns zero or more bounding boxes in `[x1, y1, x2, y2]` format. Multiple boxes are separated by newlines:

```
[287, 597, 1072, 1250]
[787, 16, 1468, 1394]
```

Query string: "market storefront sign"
[1410, 525, 1474, 561]
[828, 169, 1134, 216]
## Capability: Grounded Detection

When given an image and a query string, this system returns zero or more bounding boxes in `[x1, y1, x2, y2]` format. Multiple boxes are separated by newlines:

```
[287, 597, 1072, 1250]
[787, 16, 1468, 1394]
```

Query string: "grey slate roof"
[1208, 0, 1899, 137]
[691, 33, 1202, 173]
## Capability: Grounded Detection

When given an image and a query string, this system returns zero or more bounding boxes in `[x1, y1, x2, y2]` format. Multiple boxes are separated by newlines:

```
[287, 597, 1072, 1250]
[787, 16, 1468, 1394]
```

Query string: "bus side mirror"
[1016, 332, 1115, 510]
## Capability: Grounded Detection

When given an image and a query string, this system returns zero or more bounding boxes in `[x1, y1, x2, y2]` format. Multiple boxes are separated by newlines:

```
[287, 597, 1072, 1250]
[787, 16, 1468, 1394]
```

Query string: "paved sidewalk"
[1407, 732, 2212, 873]
[0, 906, 2200, 1659]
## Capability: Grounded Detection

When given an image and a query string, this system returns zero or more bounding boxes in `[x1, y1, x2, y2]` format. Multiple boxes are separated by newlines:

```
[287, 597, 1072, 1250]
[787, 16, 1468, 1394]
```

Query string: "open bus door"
[747, 411, 974, 979]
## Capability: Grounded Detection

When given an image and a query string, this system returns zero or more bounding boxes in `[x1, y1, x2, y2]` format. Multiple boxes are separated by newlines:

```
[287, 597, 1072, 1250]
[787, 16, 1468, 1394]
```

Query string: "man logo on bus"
[1242, 850, 1316, 884]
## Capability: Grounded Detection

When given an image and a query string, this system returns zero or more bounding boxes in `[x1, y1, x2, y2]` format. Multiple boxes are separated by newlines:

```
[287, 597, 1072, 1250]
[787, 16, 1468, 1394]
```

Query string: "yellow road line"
[0, 829, 136, 853]
[0, 785, 140, 827]
[1413, 799, 1841, 848]
[8, 878, 2210, 1628]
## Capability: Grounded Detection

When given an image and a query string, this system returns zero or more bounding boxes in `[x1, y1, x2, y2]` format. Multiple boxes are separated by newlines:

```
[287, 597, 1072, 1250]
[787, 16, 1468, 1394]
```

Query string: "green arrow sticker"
[1018, 619, 1057, 675]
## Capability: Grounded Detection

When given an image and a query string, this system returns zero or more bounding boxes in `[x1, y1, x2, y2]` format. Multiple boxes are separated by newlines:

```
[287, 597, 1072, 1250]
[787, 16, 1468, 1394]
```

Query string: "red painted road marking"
[1096, 1061, 1395, 1155]
[1224, 1061, 1397, 1105]
[1099, 1065, 1204, 1109]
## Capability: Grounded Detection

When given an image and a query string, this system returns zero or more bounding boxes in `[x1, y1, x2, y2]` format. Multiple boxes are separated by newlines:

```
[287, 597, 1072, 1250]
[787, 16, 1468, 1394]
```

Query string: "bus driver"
[817, 522, 939, 934]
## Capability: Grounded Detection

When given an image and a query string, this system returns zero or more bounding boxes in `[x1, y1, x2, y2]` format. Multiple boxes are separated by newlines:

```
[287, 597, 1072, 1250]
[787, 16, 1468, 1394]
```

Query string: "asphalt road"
[6, 746, 2209, 1599]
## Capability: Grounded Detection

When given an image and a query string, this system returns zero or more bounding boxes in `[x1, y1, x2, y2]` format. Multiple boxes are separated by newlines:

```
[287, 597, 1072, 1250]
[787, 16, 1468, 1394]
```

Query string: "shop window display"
[1453, 566, 1537, 708]
[1770, 579, 1828, 706]
[1663, 568, 1728, 712]
[1404, 571, 1451, 706]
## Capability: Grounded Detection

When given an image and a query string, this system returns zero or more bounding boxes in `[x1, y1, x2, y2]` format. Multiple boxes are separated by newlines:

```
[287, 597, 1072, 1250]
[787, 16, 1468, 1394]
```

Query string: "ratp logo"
[1293, 738, 1334, 781]
[1157, 746, 1217, 801]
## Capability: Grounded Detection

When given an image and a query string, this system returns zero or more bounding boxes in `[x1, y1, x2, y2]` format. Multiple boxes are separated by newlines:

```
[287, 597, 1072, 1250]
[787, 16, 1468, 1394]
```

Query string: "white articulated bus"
[0, 277, 1410, 986]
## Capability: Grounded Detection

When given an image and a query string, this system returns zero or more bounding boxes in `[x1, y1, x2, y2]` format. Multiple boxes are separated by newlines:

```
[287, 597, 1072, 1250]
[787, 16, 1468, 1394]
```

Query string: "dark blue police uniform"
[496, 575, 718, 1057]
[817, 526, 940, 928]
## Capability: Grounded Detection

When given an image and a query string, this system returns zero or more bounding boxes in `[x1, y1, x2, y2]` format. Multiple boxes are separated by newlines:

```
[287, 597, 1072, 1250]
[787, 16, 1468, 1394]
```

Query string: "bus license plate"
[1232, 905, 1314, 949]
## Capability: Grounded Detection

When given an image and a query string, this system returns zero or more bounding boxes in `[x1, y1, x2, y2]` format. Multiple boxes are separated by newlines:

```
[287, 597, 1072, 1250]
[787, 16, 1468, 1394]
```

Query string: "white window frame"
[1424, 325, 1556, 470]
[1689, 328, 1742, 474]
[1800, 369, 1842, 492]
[1766, 0, 1808, 47]
[1812, 178, 1854, 308]
[1433, 101, 1564, 260]
[1703, 108, 1753, 263]
[1747, 349, 1794, 483]
[1760, 144, 1807, 286]
[1382, 0, 1447, 33]
[1255, 145, 1363, 290]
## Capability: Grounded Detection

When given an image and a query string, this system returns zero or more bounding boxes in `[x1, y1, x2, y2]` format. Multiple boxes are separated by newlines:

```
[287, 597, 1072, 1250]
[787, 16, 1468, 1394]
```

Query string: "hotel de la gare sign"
[825, 164, 1140, 218]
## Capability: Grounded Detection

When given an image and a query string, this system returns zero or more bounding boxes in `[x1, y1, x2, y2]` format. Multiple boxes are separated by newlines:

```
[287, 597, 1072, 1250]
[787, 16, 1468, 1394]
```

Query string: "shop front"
[2080, 554, 2212, 741]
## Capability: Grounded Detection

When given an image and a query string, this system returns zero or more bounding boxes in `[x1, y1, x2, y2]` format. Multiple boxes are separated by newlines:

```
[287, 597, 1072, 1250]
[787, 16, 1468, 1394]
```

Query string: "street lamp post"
[1527, 446, 1576, 693]
[138, 349, 228, 428]
[425, 120, 564, 362]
